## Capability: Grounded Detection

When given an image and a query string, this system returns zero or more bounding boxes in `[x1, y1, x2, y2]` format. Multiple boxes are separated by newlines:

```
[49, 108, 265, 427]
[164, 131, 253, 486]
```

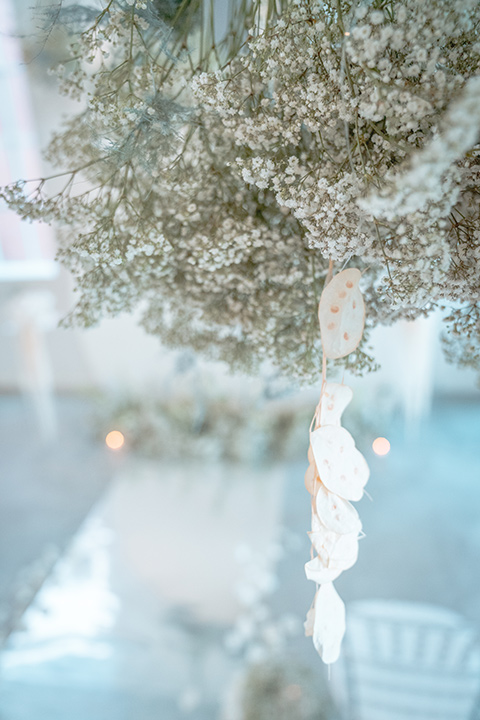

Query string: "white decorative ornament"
[312, 583, 346, 665]
[310, 425, 369, 501]
[318, 268, 365, 360]
[304, 267, 368, 664]
[315, 485, 362, 536]
[318, 382, 354, 426]
[309, 522, 359, 570]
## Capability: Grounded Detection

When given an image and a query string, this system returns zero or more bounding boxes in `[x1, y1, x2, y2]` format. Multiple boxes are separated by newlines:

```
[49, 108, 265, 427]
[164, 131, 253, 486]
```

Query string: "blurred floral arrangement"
[97, 390, 314, 461]
[2, 0, 480, 382]
[96, 364, 391, 461]
[223, 659, 336, 720]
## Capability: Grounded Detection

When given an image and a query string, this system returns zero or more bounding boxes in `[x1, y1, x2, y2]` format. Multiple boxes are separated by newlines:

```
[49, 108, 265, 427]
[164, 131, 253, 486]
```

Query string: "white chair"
[333, 600, 480, 720]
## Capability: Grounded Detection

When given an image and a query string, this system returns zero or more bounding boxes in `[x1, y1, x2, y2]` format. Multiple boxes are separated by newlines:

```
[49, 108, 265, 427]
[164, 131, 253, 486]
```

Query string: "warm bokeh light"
[105, 430, 125, 451]
[372, 436, 391, 456]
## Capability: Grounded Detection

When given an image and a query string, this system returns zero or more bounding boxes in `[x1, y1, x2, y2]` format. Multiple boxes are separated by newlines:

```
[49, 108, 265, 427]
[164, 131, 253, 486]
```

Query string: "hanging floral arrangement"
[2, 0, 480, 661]
[3, 0, 480, 380]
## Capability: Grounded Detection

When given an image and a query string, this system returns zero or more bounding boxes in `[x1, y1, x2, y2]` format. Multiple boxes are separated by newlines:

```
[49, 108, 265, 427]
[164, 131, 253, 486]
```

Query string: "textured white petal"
[309, 517, 359, 570]
[310, 425, 369, 501]
[319, 382, 353, 427]
[315, 485, 362, 535]
[311, 510, 326, 535]
[312, 583, 346, 664]
[329, 532, 359, 570]
[309, 513, 338, 559]
[319, 269, 365, 359]
[309, 531, 336, 563]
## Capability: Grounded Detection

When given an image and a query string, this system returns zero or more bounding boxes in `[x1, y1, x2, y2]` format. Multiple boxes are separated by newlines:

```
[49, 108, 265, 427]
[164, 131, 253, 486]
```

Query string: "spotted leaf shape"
[310, 425, 369, 501]
[315, 485, 362, 535]
[312, 583, 346, 664]
[319, 382, 353, 427]
[319, 268, 365, 359]
[309, 516, 359, 571]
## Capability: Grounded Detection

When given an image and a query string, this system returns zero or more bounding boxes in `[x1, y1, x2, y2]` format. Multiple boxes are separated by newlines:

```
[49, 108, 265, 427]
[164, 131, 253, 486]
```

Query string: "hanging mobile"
[304, 267, 369, 664]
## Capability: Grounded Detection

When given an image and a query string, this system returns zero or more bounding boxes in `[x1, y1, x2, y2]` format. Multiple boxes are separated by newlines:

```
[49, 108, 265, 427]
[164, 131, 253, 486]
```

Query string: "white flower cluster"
[193, 0, 480, 374]
[2, 0, 480, 380]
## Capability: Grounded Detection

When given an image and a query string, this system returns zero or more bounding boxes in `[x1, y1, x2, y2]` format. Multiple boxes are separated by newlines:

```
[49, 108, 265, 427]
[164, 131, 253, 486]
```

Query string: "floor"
[0, 394, 479, 719]
[0, 394, 112, 642]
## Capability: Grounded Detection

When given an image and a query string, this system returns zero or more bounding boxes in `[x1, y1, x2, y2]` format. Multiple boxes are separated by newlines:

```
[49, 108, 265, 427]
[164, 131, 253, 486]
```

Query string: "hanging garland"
[305, 267, 368, 662]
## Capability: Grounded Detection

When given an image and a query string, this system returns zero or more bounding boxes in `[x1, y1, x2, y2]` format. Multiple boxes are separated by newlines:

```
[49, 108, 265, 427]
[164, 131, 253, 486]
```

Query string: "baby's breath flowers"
[193, 0, 480, 375]
[1, 0, 480, 382]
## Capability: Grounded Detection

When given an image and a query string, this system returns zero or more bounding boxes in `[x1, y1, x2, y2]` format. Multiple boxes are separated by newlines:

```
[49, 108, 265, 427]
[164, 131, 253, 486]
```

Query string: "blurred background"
[1, 1, 480, 719]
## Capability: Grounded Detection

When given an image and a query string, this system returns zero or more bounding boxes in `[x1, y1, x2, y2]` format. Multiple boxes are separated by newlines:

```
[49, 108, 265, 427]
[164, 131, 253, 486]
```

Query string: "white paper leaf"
[319, 382, 353, 427]
[309, 519, 358, 569]
[310, 425, 369, 501]
[309, 518, 359, 571]
[308, 531, 336, 564]
[309, 513, 339, 561]
[312, 583, 346, 664]
[304, 556, 343, 584]
[319, 268, 365, 359]
[311, 510, 327, 535]
[328, 532, 359, 571]
[315, 485, 362, 535]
